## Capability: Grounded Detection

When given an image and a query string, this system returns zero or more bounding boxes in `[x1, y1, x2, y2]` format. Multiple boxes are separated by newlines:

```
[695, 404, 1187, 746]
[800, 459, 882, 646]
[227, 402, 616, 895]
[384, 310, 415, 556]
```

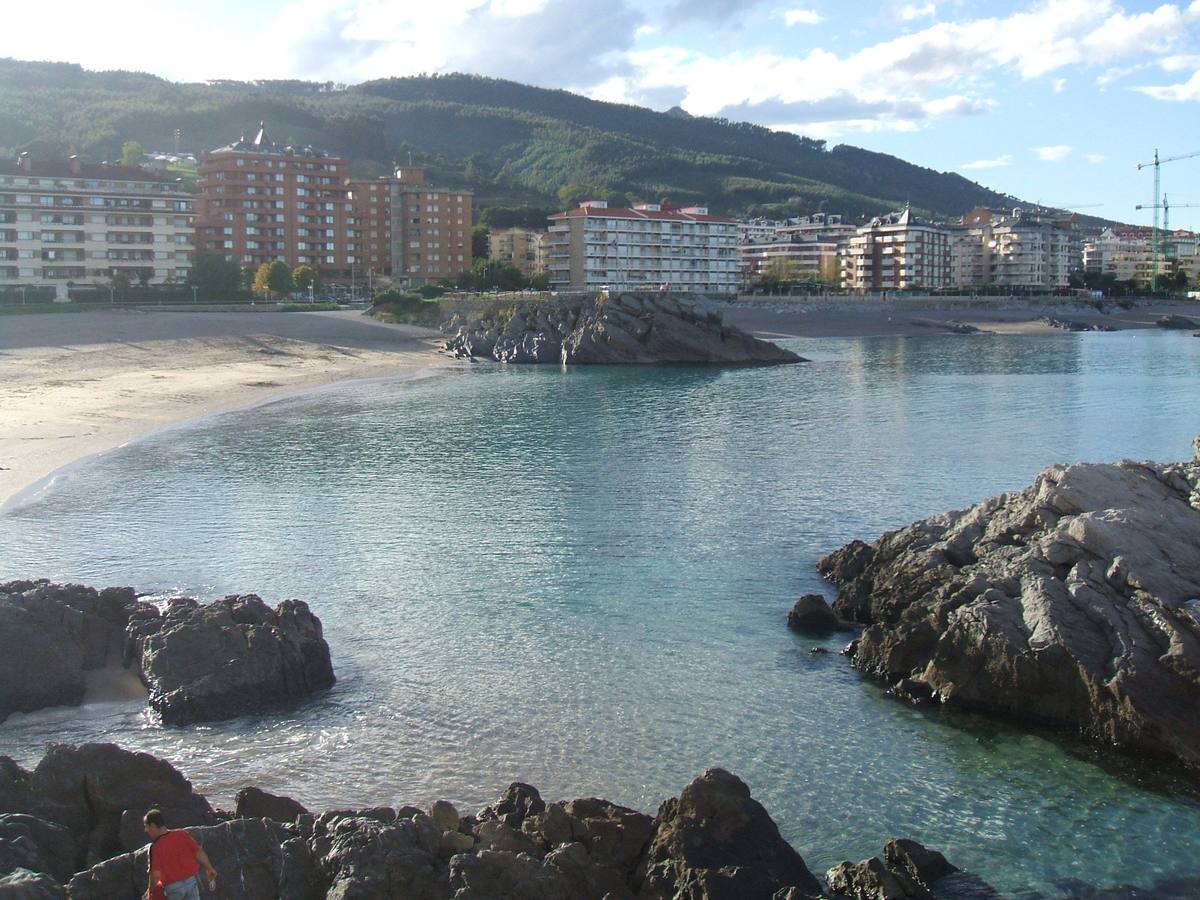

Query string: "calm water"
[2, 331, 1199, 897]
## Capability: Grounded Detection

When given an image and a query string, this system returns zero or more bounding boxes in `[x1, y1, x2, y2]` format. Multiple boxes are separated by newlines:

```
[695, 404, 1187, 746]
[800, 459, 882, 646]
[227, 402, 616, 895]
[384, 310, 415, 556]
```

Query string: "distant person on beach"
[143, 809, 217, 900]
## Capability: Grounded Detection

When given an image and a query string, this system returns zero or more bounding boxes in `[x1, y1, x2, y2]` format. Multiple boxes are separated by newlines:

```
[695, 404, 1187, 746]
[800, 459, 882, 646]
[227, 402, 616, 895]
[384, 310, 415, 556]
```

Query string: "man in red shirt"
[143, 809, 218, 900]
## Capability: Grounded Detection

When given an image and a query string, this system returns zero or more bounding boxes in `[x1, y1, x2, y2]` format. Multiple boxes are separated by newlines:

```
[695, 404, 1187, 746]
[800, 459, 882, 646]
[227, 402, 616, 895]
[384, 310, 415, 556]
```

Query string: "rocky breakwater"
[0, 581, 334, 726]
[442, 293, 804, 365]
[817, 436, 1200, 770]
[0, 745, 989, 899]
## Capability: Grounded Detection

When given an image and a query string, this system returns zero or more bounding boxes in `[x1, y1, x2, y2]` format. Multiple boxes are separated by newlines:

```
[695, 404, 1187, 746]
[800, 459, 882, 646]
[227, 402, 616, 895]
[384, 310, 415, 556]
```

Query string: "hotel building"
[0, 153, 194, 294]
[546, 201, 740, 294]
[388, 168, 473, 285]
[842, 207, 952, 291]
[488, 226, 547, 278]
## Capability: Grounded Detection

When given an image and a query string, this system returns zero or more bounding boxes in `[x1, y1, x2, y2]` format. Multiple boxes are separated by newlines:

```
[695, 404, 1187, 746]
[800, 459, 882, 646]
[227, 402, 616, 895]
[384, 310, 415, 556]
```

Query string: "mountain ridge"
[0, 57, 1032, 221]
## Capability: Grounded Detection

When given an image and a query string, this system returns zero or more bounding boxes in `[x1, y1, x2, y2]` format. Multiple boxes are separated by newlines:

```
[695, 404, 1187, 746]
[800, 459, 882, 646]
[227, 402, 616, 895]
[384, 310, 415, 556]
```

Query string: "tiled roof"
[549, 206, 735, 224]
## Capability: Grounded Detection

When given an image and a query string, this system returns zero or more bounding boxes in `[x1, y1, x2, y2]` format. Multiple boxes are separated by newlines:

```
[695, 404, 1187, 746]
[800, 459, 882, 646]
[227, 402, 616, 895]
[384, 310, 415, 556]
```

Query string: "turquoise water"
[2, 331, 1199, 897]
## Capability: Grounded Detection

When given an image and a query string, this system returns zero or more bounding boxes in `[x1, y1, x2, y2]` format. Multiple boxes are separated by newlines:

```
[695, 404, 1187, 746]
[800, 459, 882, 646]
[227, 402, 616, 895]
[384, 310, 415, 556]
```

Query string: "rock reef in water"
[818, 436, 1200, 771]
[0, 744, 989, 899]
[0, 581, 334, 726]
[441, 293, 804, 365]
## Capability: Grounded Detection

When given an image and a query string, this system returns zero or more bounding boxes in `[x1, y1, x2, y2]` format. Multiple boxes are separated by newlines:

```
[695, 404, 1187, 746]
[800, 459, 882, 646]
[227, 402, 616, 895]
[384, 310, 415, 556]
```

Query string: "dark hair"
[143, 809, 165, 828]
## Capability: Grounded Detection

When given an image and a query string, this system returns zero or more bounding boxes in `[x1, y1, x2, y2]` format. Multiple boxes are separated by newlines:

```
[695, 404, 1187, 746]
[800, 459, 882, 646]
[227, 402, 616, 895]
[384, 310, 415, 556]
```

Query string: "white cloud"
[1053, 78, 1067, 92]
[1136, 69, 1200, 100]
[1035, 145, 1073, 161]
[1086, 153, 1107, 163]
[784, 8, 823, 26]
[962, 154, 1013, 170]
[899, 3, 937, 21]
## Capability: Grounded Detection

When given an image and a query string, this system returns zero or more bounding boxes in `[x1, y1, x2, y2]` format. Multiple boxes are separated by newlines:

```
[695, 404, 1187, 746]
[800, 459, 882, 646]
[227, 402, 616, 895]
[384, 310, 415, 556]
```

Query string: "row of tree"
[186, 254, 321, 300]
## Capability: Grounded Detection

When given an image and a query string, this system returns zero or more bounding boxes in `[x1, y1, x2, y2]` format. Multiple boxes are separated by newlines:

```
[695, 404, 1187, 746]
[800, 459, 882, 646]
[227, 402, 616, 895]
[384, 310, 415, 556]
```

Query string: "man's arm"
[146, 845, 160, 899]
[195, 846, 217, 886]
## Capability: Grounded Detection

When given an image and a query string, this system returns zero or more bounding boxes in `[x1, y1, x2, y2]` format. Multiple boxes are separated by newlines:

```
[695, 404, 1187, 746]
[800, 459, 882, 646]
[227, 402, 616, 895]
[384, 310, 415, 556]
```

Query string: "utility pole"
[1136, 148, 1200, 291]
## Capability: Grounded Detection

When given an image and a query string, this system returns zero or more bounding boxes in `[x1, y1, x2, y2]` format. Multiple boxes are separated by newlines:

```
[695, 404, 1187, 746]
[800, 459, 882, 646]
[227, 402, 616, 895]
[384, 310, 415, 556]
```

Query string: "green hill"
[0, 57, 1025, 222]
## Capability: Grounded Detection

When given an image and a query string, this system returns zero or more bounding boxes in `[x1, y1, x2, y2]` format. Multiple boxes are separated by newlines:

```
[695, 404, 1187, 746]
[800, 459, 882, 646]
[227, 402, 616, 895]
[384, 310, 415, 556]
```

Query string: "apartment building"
[488, 226, 546, 278]
[348, 178, 392, 276]
[1084, 227, 1200, 284]
[0, 153, 194, 294]
[737, 233, 841, 285]
[842, 207, 952, 291]
[195, 124, 353, 276]
[547, 201, 740, 294]
[388, 168, 472, 285]
[956, 207, 1071, 290]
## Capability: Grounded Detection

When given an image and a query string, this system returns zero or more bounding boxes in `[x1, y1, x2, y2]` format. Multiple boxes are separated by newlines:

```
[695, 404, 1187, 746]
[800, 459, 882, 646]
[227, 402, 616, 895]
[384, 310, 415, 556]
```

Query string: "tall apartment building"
[842, 208, 951, 291]
[348, 178, 392, 276]
[955, 207, 1071, 290]
[195, 124, 353, 276]
[0, 153, 194, 295]
[1084, 227, 1200, 284]
[547, 201, 739, 294]
[488, 227, 546, 278]
[388, 168, 472, 285]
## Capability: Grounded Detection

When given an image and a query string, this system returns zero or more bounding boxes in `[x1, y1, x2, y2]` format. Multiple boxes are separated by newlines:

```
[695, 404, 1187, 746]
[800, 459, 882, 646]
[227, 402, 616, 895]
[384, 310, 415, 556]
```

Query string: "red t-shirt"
[150, 829, 200, 886]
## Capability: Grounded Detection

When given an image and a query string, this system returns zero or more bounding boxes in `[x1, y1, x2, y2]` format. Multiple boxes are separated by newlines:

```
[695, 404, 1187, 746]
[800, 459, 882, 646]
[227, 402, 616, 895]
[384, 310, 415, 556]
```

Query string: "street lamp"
[18, 286, 25, 306]
[192, 285, 198, 304]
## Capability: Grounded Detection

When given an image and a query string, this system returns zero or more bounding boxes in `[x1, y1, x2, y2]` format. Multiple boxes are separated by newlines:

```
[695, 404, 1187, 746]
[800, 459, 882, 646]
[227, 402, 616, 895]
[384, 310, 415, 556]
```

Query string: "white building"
[842, 207, 951, 291]
[954, 208, 1071, 290]
[0, 153, 194, 294]
[547, 201, 740, 294]
[738, 234, 842, 286]
[1084, 227, 1200, 285]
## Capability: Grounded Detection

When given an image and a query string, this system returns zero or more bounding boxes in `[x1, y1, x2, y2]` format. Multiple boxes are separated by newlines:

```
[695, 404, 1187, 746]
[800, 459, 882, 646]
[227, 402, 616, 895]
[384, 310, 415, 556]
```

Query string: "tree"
[471, 226, 490, 261]
[120, 140, 144, 168]
[253, 260, 294, 299]
[292, 265, 318, 295]
[136, 268, 153, 288]
[110, 269, 132, 293]
[189, 253, 242, 299]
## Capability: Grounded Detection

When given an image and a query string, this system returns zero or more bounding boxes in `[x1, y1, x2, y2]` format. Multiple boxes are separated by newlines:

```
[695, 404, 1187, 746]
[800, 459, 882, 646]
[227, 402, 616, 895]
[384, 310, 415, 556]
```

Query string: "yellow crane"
[1136, 149, 1200, 290]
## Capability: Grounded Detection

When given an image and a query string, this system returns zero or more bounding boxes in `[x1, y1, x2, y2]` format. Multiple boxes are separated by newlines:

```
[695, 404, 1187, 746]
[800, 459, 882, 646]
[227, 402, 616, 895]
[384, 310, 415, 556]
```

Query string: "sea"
[1, 329, 1199, 898]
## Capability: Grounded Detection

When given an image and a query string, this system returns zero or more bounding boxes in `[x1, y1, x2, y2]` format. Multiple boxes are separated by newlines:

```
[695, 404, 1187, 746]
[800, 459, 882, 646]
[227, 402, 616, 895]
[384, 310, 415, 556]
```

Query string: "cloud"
[784, 8, 823, 26]
[1135, 69, 1200, 100]
[1034, 145, 1073, 161]
[962, 155, 1013, 170]
[1086, 153, 1107, 163]
[663, 0, 764, 26]
[898, 3, 937, 21]
[1052, 78, 1067, 92]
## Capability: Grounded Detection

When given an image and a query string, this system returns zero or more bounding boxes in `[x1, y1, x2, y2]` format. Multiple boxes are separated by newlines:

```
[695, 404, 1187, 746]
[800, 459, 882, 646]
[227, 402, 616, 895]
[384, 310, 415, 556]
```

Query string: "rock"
[129, 594, 336, 725]
[0, 815, 76, 883]
[818, 436, 1200, 770]
[1156, 314, 1199, 329]
[440, 831, 475, 855]
[0, 868, 67, 898]
[0, 582, 336, 726]
[1039, 316, 1114, 332]
[560, 798, 653, 874]
[884, 838, 957, 887]
[786, 594, 851, 634]
[825, 856, 930, 899]
[448, 849, 570, 899]
[441, 294, 804, 366]
[634, 768, 823, 899]
[480, 783, 546, 829]
[475, 820, 540, 857]
[311, 815, 447, 900]
[4, 743, 216, 865]
[429, 800, 461, 833]
[235, 786, 310, 823]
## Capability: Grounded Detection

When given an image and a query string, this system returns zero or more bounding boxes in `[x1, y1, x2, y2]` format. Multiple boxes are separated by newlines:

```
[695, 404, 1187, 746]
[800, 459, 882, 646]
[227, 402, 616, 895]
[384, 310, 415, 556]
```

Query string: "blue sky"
[4, 0, 1200, 226]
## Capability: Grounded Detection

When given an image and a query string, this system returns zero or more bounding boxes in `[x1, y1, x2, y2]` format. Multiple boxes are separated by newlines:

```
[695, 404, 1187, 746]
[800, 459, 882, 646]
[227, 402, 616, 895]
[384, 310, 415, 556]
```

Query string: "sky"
[4, 0, 1200, 227]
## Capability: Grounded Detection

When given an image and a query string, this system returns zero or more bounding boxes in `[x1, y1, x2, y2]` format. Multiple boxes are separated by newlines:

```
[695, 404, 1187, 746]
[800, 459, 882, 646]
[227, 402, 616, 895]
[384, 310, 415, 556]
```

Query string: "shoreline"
[0, 308, 462, 510]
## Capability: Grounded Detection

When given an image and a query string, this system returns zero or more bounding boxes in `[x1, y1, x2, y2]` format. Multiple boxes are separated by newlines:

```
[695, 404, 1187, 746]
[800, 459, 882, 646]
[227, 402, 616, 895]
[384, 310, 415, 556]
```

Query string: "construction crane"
[1136, 195, 1200, 282]
[1136, 149, 1200, 290]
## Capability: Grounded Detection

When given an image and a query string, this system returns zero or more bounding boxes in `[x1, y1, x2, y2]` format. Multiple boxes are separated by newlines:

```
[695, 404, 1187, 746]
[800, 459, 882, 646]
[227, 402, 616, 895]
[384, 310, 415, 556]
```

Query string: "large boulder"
[0, 583, 336, 727]
[128, 594, 335, 725]
[786, 594, 852, 634]
[634, 769, 823, 899]
[0, 815, 76, 883]
[443, 294, 804, 366]
[818, 437, 1200, 770]
[0, 582, 139, 721]
[309, 813, 448, 900]
[235, 786, 310, 823]
[0, 868, 66, 898]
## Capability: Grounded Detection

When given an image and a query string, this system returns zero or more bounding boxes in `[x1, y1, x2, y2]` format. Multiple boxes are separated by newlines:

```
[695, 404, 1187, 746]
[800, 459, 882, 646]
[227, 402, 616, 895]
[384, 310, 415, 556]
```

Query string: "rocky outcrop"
[442, 293, 803, 366]
[825, 838, 1000, 899]
[235, 786, 310, 823]
[128, 594, 335, 725]
[634, 768, 823, 899]
[4, 746, 988, 900]
[0, 581, 334, 726]
[818, 436, 1200, 770]
[1039, 316, 1115, 332]
[1156, 314, 1199, 330]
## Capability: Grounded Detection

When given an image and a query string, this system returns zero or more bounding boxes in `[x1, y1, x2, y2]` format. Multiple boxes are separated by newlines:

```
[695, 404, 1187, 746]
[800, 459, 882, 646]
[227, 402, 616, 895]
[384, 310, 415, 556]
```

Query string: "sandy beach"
[0, 309, 460, 509]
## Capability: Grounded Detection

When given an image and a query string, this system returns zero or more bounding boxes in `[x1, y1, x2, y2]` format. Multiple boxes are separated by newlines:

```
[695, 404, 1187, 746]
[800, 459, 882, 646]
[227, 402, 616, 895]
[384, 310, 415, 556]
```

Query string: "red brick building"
[195, 123, 354, 276]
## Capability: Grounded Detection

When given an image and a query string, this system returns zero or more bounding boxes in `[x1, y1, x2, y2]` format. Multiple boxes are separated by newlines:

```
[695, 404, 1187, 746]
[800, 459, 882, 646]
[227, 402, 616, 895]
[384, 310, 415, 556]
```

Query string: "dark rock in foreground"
[0, 581, 335, 726]
[818, 435, 1200, 771]
[787, 593, 854, 634]
[0, 744, 992, 900]
[1156, 314, 1199, 330]
[442, 293, 804, 366]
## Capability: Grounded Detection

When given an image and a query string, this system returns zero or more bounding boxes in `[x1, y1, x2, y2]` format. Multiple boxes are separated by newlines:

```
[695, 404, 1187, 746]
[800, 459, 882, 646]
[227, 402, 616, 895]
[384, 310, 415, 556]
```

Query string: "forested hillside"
[0, 58, 1024, 221]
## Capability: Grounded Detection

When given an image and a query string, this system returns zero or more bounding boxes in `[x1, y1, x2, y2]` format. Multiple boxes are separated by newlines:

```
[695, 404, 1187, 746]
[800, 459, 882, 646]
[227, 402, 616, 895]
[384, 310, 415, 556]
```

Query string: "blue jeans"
[163, 876, 201, 900]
